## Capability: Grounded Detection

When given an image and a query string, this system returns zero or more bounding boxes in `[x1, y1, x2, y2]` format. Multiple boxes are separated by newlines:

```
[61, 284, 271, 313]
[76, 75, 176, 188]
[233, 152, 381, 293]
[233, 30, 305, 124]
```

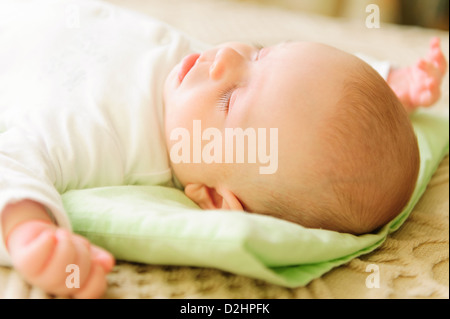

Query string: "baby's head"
[163, 41, 420, 235]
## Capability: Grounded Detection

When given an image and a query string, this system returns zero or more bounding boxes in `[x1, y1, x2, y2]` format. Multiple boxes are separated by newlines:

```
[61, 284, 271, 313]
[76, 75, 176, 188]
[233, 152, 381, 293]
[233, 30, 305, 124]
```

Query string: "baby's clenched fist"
[6, 220, 114, 298]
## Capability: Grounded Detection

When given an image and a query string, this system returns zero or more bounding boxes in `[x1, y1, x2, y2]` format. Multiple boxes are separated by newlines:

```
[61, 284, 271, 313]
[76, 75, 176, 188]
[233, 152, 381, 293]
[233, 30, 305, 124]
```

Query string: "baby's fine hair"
[255, 59, 420, 235]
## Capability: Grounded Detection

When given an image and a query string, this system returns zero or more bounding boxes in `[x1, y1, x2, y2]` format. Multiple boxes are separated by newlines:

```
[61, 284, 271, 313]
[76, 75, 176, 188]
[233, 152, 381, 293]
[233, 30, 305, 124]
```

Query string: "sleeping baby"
[0, 1, 447, 298]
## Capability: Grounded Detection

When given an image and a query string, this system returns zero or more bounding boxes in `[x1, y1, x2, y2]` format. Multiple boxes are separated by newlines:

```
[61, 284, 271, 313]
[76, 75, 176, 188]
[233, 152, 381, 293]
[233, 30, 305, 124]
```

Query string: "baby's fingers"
[42, 232, 97, 297]
[416, 90, 434, 107]
[73, 263, 108, 299]
[9, 229, 57, 278]
[34, 230, 83, 294]
[90, 244, 115, 273]
[428, 37, 447, 75]
[429, 37, 440, 51]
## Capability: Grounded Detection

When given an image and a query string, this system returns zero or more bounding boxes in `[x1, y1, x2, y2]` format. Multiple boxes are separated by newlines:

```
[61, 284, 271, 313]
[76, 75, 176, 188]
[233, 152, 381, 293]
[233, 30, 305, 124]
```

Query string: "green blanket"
[63, 110, 449, 287]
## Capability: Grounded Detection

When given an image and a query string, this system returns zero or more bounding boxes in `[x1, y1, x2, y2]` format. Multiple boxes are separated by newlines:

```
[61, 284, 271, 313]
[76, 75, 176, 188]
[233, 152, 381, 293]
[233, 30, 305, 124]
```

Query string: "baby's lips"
[178, 53, 201, 83]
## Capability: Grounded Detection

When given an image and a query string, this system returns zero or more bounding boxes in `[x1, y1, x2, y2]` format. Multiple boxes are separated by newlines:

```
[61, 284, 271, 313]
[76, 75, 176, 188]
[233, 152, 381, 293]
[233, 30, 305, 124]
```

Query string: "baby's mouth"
[178, 53, 201, 83]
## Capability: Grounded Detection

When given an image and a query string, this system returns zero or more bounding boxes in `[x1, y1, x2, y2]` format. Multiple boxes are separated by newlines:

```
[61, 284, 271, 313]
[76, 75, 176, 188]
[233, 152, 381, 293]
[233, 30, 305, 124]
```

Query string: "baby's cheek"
[177, 97, 209, 123]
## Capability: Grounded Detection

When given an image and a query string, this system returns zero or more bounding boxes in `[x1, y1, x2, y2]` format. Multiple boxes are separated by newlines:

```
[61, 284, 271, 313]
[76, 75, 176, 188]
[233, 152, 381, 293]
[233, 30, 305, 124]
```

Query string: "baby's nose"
[209, 47, 244, 80]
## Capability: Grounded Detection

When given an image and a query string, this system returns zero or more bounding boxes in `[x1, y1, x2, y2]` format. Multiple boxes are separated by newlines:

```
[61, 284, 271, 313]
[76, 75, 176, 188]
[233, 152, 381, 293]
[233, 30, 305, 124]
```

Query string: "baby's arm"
[387, 37, 447, 113]
[0, 114, 116, 298]
[2, 200, 114, 298]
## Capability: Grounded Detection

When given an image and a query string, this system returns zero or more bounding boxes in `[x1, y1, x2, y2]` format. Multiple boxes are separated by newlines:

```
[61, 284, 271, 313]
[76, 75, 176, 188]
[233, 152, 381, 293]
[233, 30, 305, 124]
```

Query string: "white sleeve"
[0, 107, 129, 267]
[355, 53, 392, 80]
[0, 125, 72, 266]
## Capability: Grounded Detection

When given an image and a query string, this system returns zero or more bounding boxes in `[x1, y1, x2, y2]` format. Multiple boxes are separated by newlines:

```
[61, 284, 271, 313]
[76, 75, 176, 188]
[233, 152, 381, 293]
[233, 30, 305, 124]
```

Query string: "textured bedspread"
[0, 0, 448, 299]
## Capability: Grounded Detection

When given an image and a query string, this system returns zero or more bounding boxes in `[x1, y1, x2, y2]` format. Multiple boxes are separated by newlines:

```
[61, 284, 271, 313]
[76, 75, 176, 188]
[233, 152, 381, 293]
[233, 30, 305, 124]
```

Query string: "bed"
[0, 0, 448, 299]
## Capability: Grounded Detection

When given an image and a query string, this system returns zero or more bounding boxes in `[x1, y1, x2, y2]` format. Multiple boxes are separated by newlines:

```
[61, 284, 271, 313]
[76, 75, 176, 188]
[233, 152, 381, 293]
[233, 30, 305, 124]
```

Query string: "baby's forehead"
[237, 41, 361, 133]
[257, 43, 352, 99]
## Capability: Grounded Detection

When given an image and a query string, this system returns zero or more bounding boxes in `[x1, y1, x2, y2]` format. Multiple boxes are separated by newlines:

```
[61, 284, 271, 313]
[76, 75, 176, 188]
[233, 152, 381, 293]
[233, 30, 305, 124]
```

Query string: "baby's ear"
[184, 184, 243, 211]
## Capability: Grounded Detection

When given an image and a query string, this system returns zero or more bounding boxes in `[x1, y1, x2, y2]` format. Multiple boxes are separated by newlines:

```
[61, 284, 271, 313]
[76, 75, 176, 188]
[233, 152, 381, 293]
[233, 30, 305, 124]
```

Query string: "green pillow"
[63, 110, 449, 287]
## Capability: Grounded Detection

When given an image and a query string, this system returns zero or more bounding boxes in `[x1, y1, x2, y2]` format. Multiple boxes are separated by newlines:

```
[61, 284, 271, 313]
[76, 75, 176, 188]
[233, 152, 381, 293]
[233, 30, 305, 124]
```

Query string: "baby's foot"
[6, 220, 115, 298]
[388, 37, 447, 113]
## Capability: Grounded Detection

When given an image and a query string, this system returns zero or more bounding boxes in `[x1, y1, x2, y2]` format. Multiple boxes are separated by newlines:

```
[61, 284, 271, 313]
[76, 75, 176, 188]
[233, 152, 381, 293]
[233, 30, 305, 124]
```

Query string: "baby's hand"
[388, 37, 447, 113]
[6, 220, 115, 298]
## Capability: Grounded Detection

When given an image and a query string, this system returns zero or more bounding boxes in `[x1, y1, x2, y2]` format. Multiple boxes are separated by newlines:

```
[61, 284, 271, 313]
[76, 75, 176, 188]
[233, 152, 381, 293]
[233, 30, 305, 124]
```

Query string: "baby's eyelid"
[255, 50, 261, 61]
[252, 44, 264, 61]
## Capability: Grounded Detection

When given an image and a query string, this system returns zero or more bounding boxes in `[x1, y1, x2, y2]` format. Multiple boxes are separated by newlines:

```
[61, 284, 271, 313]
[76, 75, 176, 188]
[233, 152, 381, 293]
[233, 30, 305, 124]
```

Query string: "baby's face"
[163, 41, 355, 192]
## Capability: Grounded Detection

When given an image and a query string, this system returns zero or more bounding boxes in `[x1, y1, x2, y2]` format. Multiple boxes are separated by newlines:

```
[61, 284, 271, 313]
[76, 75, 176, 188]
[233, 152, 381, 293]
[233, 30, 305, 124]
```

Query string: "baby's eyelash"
[217, 86, 235, 113]
[252, 43, 265, 61]
[253, 42, 264, 50]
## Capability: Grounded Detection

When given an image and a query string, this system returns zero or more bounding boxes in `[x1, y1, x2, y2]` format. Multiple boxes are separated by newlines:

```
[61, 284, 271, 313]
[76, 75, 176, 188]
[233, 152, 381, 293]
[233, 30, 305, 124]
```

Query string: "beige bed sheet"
[0, 0, 448, 299]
